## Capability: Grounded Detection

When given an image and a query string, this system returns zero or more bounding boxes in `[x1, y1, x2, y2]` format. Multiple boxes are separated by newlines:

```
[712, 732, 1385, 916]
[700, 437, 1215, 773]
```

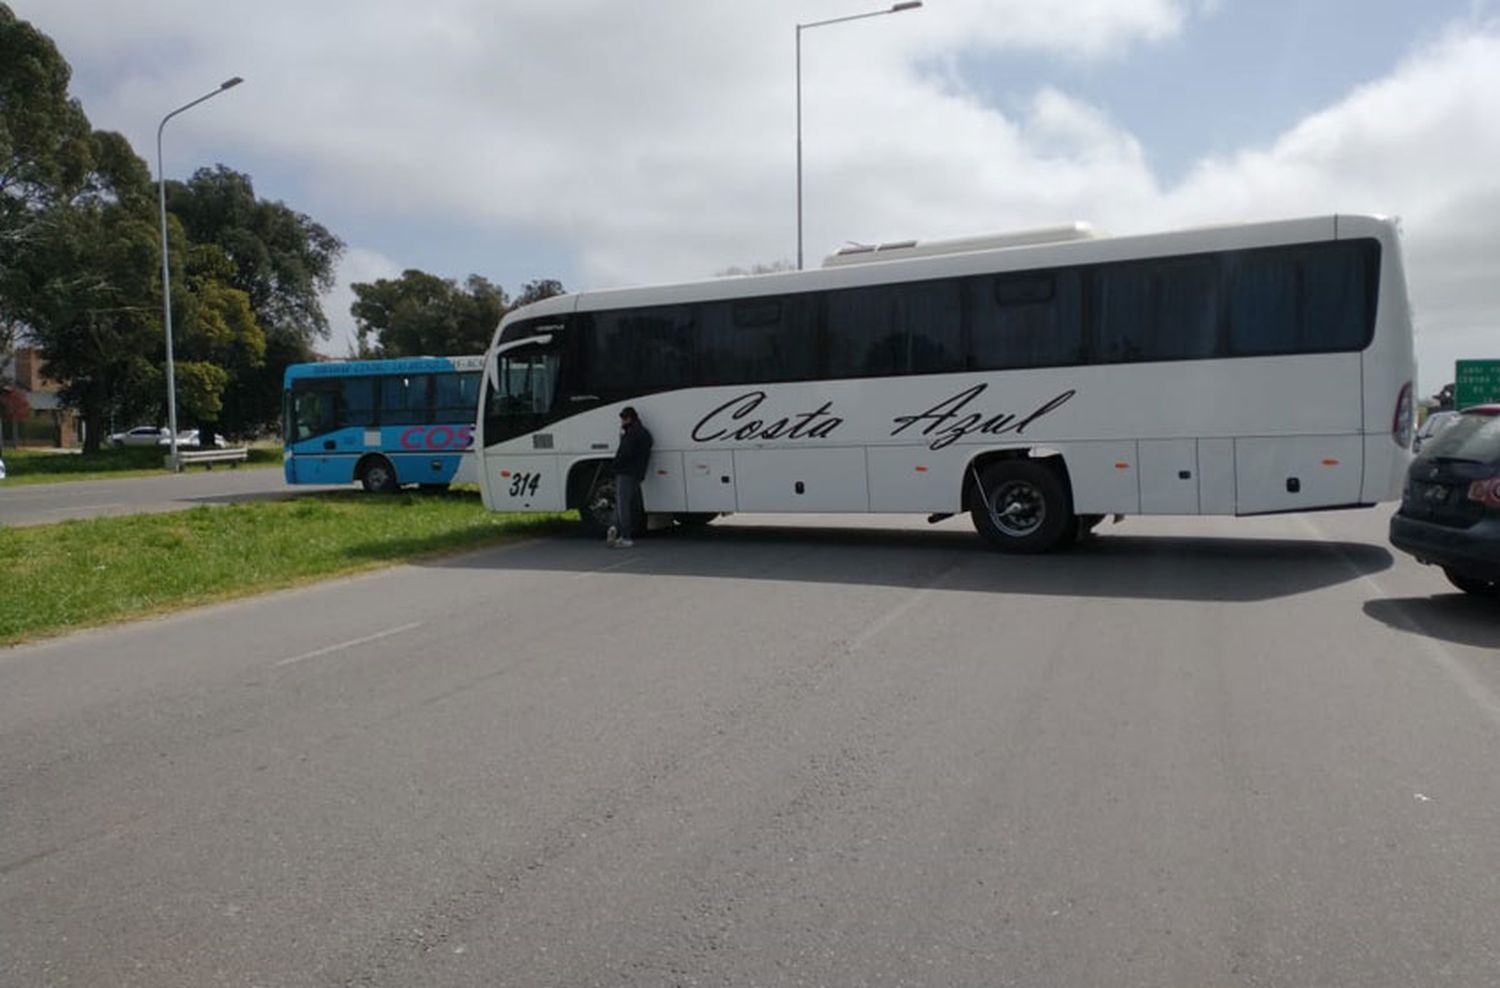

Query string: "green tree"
[0, 3, 94, 251]
[10, 194, 164, 451]
[1, 7, 165, 450]
[172, 244, 266, 438]
[515, 278, 565, 308]
[351, 270, 509, 357]
[165, 165, 344, 435]
[165, 165, 343, 347]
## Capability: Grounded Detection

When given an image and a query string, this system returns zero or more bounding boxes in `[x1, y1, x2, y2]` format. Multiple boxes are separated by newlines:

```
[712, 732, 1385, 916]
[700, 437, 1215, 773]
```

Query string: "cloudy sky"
[19, 0, 1500, 392]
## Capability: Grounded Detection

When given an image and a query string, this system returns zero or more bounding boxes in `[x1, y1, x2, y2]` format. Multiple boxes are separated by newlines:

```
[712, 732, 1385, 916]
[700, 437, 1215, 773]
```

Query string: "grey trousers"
[614, 473, 639, 540]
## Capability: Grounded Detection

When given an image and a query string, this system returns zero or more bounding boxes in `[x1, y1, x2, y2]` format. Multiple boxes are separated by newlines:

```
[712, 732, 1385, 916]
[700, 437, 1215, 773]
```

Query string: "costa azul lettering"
[690, 385, 1075, 450]
[398, 424, 474, 450]
[890, 384, 1076, 450]
[691, 391, 845, 442]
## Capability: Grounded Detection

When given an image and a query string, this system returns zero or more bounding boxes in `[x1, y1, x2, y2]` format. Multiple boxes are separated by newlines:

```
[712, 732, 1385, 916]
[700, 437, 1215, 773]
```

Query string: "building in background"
[1, 348, 79, 447]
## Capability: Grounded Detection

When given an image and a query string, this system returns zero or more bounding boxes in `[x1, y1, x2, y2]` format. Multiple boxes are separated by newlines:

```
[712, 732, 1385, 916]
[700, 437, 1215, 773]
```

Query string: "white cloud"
[17, 2, 1499, 389]
[320, 247, 402, 358]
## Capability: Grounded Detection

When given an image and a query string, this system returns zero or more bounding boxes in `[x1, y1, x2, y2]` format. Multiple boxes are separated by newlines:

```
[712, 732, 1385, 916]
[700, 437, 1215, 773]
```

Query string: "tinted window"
[827, 285, 898, 377]
[896, 280, 963, 375]
[1227, 242, 1374, 355]
[971, 270, 1084, 369]
[379, 374, 430, 425]
[433, 371, 481, 424]
[1095, 255, 1219, 362]
[1299, 243, 1374, 352]
[699, 295, 818, 385]
[590, 306, 695, 392]
[826, 280, 961, 378]
[339, 377, 377, 428]
[1226, 250, 1299, 354]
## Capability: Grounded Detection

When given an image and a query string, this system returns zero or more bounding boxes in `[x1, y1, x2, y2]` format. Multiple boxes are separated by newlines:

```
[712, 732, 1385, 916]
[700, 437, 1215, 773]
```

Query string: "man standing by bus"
[607, 406, 653, 548]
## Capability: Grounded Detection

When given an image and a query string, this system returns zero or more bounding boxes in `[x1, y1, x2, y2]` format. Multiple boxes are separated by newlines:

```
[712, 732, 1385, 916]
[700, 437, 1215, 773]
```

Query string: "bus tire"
[359, 455, 399, 494]
[969, 459, 1074, 553]
[577, 471, 645, 539]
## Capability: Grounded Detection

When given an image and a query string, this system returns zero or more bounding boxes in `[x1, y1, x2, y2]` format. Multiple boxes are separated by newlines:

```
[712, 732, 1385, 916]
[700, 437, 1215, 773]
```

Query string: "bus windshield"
[484, 335, 563, 445]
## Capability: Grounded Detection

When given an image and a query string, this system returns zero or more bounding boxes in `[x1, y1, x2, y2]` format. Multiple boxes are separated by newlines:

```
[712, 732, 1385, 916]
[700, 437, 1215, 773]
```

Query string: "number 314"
[508, 472, 541, 497]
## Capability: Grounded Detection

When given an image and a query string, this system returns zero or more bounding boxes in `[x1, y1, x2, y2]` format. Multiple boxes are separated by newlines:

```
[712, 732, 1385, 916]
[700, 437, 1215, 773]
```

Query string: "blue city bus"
[282, 355, 484, 492]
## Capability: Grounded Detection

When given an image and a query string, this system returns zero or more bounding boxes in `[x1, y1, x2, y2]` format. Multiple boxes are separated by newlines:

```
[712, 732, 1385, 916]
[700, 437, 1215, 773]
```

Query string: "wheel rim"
[587, 479, 616, 527]
[367, 464, 392, 490]
[989, 479, 1045, 537]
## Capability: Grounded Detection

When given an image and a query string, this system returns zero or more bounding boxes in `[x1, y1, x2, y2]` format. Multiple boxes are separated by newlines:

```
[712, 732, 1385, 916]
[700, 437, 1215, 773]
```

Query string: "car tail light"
[1468, 478, 1500, 511]
[1393, 381, 1413, 448]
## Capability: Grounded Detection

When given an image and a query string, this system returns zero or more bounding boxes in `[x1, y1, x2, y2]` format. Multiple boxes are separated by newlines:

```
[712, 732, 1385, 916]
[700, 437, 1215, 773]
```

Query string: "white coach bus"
[477, 214, 1415, 552]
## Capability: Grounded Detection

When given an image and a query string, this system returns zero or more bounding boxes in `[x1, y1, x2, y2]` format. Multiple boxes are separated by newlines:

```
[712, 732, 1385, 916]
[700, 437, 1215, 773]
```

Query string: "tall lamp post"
[157, 76, 243, 469]
[796, 2, 920, 270]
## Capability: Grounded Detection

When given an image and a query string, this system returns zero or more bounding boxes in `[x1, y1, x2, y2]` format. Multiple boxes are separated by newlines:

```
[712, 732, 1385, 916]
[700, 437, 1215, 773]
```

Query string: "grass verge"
[0, 491, 570, 646]
[1, 445, 281, 486]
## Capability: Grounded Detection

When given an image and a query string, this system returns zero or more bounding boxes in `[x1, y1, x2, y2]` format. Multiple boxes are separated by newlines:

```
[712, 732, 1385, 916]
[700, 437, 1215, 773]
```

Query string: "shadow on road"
[428, 521, 1394, 604]
[1363, 596, 1500, 650]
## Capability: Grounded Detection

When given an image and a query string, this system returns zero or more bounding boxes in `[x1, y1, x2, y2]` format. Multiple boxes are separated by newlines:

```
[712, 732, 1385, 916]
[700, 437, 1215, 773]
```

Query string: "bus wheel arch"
[964, 449, 1077, 553]
[357, 454, 400, 494]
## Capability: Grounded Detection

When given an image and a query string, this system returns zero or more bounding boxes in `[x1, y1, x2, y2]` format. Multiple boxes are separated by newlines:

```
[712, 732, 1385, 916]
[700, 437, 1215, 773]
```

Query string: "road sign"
[1455, 359, 1500, 409]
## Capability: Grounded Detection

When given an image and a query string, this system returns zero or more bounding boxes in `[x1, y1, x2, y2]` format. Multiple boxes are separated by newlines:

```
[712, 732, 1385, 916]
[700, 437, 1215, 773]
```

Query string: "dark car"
[1389, 404, 1500, 597]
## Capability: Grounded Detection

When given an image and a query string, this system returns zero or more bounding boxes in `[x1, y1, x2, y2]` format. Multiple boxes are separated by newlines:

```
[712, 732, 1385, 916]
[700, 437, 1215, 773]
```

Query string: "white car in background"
[171, 429, 227, 448]
[0, 454, 6, 481]
[109, 425, 171, 447]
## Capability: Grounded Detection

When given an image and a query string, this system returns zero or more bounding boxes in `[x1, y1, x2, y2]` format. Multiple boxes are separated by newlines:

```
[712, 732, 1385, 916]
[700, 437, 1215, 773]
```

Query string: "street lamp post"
[796, 2, 920, 270]
[157, 76, 243, 469]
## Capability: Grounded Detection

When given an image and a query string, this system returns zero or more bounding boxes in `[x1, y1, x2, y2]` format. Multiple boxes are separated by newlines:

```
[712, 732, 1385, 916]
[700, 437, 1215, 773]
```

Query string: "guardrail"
[166, 447, 250, 471]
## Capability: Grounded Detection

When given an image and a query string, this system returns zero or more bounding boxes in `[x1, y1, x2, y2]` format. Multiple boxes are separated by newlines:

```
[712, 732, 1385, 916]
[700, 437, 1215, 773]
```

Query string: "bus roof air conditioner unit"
[820, 223, 1103, 267]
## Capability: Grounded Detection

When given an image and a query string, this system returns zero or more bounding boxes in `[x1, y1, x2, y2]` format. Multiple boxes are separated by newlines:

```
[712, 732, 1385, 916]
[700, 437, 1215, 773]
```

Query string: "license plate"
[1418, 482, 1452, 504]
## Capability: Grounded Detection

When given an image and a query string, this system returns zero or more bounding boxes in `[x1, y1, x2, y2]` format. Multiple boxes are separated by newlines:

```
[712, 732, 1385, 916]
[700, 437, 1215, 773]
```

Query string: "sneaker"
[616, 539, 634, 548]
[605, 525, 619, 547]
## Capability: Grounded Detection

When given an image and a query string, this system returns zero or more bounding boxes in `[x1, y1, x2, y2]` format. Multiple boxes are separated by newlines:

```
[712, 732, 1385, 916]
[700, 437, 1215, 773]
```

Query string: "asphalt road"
[3, 508, 1499, 987]
[0, 465, 342, 527]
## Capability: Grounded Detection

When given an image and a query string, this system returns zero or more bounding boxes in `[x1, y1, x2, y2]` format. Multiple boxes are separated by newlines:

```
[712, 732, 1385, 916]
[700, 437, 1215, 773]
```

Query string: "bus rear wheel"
[969, 459, 1074, 553]
[359, 456, 399, 494]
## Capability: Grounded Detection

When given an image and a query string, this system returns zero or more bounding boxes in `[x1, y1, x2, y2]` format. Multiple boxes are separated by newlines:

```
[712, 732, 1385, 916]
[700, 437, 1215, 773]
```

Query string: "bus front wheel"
[359, 456, 399, 494]
[969, 460, 1074, 553]
[576, 471, 650, 540]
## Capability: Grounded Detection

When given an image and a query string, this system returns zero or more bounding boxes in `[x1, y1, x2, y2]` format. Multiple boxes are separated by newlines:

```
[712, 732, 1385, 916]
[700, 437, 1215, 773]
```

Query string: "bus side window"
[971, 270, 1084, 370]
[591, 306, 694, 391]
[896, 280, 963, 375]
[698, 296, 817, 385]
[339, 377, 377, 428]
[827, 286, 898, 378]
[434, 372, 481, 422]
[1094, 256, 1218, 363]
[378, 374, 430, 426]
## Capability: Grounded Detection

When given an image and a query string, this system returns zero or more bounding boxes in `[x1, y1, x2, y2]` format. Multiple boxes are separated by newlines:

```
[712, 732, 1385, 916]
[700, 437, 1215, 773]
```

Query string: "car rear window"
[1419, 412, 1500, 464]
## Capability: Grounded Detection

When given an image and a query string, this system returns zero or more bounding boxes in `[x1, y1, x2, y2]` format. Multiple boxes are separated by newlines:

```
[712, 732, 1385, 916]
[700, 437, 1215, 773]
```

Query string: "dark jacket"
[613, 420, 653, 482]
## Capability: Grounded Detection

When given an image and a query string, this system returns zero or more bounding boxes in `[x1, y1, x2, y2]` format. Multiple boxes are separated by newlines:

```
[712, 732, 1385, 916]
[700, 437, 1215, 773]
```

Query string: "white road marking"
[274, 622, 424, 668]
